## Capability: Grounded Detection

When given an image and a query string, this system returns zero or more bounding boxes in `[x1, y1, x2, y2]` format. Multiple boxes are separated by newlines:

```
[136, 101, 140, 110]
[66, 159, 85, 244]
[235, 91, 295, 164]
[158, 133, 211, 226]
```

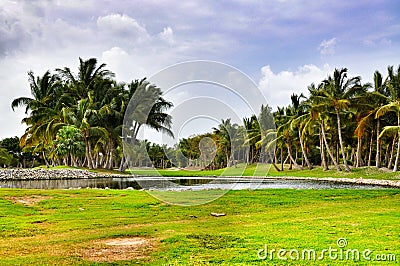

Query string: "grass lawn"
[0, 188, 399, 265]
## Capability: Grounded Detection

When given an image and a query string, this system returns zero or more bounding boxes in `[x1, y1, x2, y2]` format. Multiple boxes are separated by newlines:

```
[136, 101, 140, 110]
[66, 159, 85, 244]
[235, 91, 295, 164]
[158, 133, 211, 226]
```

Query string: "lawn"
[0, 188, 399, 265]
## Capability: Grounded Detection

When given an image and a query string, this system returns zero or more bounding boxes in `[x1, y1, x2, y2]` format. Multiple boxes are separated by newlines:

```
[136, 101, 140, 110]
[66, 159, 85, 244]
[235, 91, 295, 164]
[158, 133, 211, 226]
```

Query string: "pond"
[0, 177, 393, 190]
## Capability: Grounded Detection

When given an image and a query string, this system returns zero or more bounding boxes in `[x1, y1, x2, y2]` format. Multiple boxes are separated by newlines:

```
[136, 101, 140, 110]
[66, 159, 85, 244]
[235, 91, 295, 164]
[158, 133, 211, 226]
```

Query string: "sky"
[1, 0, 400, 142]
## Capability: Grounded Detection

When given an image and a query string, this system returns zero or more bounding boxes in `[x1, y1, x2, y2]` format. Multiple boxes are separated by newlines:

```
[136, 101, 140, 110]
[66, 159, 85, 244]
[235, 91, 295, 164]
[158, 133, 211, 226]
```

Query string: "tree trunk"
[321, 122, 341, 171]
[350, 147, 355, 166]
[356, 136, 363, 167]
[388, 136, 395, 169]
[85, 137, 94, 169]
[118, 154, 126, 171]
[376, 119, 381, 168]
[393, 116, 400, 172]
[320, 133, 328, 170]
[287, 143, 302, 170]
[336, 110, 350, 171]
[42, 151, 49, 168]
[385, 142, 390, 167]
[367, 131, 374, 166]
[107, 142, 114, 170]
[226, 148, 230, 167]
[280, 147, 284, 171]
[298, 130, 312, 169]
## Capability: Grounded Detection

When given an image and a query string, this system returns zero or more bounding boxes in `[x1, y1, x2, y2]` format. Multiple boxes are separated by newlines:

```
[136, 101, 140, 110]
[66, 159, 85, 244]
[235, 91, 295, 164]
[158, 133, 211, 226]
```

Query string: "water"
[0, 177, 393, 190]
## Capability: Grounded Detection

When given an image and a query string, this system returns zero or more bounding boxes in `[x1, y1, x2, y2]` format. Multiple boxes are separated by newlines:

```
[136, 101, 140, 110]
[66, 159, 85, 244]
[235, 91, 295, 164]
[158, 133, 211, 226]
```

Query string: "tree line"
[270, 66, 400, 172]
[5, 58, 400, 173]
[131, 65, 400, 173]
[10, 58, 173, 170]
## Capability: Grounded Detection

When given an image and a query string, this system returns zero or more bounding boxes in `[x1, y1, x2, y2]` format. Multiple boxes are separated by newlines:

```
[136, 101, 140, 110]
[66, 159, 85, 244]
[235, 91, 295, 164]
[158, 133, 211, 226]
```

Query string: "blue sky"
[1, 0, 400, 140]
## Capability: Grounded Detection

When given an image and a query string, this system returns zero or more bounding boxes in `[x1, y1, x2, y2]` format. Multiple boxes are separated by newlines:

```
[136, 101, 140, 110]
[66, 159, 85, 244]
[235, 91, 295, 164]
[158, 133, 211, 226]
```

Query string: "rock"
[211, 212, 226, 217]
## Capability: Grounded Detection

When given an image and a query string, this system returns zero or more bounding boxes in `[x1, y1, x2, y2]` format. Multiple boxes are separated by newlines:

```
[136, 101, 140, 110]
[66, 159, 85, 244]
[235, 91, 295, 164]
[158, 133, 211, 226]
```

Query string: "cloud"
[159, 26, 175, 44]
[318, 37, 337, 55]
[258, 64, 332, 109]
[97, 14, 149, 41]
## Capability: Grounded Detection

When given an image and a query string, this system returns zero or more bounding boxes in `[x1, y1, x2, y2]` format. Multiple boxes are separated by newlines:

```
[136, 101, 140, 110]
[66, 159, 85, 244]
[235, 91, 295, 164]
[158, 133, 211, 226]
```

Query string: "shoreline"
[0, 168, 399, 188]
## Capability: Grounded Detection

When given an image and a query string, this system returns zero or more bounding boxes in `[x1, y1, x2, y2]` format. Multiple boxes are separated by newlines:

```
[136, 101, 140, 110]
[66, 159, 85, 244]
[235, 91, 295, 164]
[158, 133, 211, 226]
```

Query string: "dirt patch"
[80, 237, 157, 262]
[5, 196, 52, 206]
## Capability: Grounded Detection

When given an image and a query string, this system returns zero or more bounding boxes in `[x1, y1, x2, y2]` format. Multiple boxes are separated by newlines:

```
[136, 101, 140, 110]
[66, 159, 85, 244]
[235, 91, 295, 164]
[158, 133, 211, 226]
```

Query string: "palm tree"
[11, 70, 63, 167]
[120, 80, 173, 171]
[376, 65, 400, 171]
[290, 93, 313, 170]
[57, 58, 118, 169]
[317, 68, 362, 172]
[57, 58, 114, 100]
[62, 95, 108, 169]
[272, 106, 302, 170]
[213, 119, 239, 167]
[243, 115, 262, 164]
[355, 71, 386, 168]
[307, 83, 341, 171]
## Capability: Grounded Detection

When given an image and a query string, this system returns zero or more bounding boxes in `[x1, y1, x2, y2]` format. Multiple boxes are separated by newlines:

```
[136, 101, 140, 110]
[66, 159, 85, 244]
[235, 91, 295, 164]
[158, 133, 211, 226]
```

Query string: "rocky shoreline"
[0, 169, 98, 180]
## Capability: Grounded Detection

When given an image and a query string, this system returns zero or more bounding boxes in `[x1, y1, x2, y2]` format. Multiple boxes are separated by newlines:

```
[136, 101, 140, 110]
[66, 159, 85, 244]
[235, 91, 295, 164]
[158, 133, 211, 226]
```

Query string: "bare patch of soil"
[5, 196, 52, 206]
[80, 237, 157, 262]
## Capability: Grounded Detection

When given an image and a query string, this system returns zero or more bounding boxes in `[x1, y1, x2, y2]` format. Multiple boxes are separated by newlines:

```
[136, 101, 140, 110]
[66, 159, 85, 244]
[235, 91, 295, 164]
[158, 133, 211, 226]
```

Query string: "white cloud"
[97, 14, 149, 41]
[258, 64, 332, 109]
[101, 46, 148, 81]
[319, 37, 337, 55]
[159, 26, 175, 44]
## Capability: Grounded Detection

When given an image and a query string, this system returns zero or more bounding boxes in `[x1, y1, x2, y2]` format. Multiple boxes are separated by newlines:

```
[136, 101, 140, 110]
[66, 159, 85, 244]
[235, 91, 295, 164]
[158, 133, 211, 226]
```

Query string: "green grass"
[0, 188, 399, 265]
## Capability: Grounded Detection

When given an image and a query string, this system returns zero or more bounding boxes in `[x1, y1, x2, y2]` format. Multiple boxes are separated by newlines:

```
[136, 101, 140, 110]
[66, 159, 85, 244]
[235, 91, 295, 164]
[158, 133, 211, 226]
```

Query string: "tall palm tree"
[272, 105, 302, 170]
[355, 71, 386, 168]
[376, 65, 400, 171]
[57, 58, 114, 100]
[11, 70, 63, 167]
[307, 83, 341, 171]
[290, 93, 313, 170]
[317, 68, 362, 172]
[57, 58, 117, 169]
[120, 80, 173, 171]
[243, 115, 262, 164]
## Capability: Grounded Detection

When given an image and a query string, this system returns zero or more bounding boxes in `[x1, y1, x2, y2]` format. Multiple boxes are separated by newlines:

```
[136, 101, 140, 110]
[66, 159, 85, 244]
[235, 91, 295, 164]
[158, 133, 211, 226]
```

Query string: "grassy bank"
[0, 188, 399, 265]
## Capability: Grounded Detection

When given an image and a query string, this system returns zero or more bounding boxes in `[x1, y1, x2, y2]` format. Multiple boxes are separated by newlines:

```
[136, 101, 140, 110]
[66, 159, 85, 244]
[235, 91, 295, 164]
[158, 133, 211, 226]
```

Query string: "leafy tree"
[0, 148, 12, 167]
[54, 125, 85, 166]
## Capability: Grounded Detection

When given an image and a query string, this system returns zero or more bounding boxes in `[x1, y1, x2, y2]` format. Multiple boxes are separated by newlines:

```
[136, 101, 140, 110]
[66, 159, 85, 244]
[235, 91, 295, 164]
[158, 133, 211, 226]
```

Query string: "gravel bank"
[0, 169, 98, 180]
